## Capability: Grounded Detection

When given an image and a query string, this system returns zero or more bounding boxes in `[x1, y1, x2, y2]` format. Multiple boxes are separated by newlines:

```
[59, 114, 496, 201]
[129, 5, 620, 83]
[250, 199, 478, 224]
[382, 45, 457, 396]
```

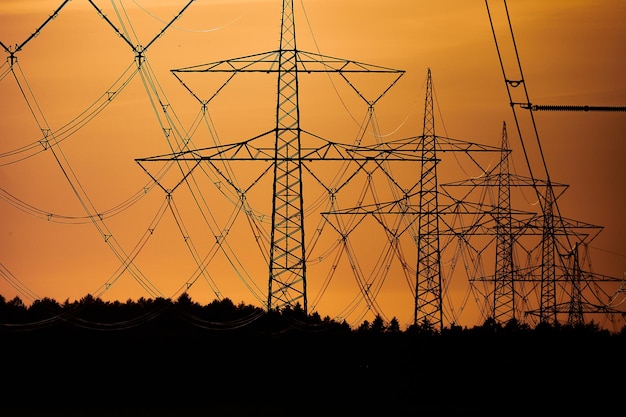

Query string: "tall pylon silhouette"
[539, 183, 558, 325]
[137, 0, 406, 314]
[493, 121, 515, 322]
[414, 68, 443, 330]
[269, 0, 306, 312]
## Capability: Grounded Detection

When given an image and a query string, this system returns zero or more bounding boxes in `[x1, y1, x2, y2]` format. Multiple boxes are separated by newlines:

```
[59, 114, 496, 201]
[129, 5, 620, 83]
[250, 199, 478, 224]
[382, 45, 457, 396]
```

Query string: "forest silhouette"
[1, 293, 625, 416]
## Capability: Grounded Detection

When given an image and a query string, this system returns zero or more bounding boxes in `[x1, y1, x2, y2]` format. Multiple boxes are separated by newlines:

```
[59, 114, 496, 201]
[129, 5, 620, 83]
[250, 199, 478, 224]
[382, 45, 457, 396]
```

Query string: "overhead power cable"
[525, 104, 626, 112]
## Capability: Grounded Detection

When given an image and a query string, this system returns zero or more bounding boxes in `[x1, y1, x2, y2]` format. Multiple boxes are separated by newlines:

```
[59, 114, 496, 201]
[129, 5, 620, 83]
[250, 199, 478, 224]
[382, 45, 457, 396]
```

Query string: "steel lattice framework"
[138, 0, 408, 313]
[493, 122, 515, 322]
[269, 0, 304, 312]
[414, 69, 443, 329]
[135, 0, 624, 328]
[136, 0, 507, 325]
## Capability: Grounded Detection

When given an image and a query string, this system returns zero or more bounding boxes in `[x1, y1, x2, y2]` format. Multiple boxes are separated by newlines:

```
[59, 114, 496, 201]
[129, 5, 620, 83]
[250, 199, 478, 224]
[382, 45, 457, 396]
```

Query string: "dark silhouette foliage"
[0, 293, 624, 416]
[2, 293, 623, 337]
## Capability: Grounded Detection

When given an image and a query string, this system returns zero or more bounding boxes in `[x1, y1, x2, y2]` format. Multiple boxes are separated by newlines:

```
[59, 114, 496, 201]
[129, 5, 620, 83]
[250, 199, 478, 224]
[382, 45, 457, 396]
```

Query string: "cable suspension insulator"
[530, 104, 626, 112]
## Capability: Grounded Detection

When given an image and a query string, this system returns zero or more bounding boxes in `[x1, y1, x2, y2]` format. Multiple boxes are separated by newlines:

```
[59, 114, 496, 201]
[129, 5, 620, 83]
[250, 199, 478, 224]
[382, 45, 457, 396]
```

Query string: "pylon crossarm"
[172, 50, 404, 75]
[525, 301, 624, 317]
[172, 51, 282, 73]
[172, 50, 405, 107]
[296, 50, 404, 74]
[386, 135, 504, 153]
[518, 216, 603, 239]
[137, 130, 433, 163]
[442, 175, 569, 191]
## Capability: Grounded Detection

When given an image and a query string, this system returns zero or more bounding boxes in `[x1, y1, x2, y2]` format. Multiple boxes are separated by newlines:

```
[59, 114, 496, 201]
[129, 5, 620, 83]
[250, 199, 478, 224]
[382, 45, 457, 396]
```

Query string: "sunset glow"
[1, 0, 625, 330]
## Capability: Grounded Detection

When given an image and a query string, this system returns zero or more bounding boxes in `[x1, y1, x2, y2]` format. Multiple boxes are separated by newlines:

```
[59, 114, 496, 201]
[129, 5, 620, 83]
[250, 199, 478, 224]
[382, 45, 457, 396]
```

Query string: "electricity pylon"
[137, 0, 406, 314]
[493, 121, 515, 322]
[442, 120, 613, 326]
[414, 68, 442, 329]
[269, 0, 306, 313]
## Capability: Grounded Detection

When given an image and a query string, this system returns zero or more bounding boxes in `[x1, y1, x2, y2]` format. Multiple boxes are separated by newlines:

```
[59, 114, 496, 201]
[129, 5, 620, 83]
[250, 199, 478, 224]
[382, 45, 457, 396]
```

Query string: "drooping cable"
[0, 262, 40, 305]
[133, 0, 248, 33]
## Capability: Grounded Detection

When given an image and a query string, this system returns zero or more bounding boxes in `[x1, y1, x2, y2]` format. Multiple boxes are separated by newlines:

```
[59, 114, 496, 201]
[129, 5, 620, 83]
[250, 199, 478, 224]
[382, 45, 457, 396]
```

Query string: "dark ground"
[1, 322, 624, 417]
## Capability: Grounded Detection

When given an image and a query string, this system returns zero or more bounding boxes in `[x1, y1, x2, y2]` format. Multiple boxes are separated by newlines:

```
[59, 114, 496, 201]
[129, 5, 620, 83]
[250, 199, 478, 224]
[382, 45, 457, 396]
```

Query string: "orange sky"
[1, 0, 625, 330]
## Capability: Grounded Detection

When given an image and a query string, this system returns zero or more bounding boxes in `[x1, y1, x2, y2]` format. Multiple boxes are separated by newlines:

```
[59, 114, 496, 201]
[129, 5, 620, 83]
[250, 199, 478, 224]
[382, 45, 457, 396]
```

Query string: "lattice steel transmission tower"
[564, 243, 585, 326]
[269, 0, 306, 312]
[441, 123, 564, 325]
[414, 68, 443, 329]
[493, 121, 515, 322]
[137, 0, 407, 314]
[539, 184, 558, 325]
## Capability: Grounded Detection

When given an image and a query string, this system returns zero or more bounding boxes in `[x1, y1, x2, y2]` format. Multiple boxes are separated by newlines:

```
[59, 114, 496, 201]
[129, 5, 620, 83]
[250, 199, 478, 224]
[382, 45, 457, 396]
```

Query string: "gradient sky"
[1, 0, 625, 329]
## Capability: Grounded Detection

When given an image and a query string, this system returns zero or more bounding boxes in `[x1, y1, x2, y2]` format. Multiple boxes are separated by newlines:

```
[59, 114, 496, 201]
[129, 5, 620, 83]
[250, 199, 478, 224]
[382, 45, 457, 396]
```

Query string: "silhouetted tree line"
[0, 293, 351, 335]
[1, 292, 624, 337]
[1, 293, 625, 415]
